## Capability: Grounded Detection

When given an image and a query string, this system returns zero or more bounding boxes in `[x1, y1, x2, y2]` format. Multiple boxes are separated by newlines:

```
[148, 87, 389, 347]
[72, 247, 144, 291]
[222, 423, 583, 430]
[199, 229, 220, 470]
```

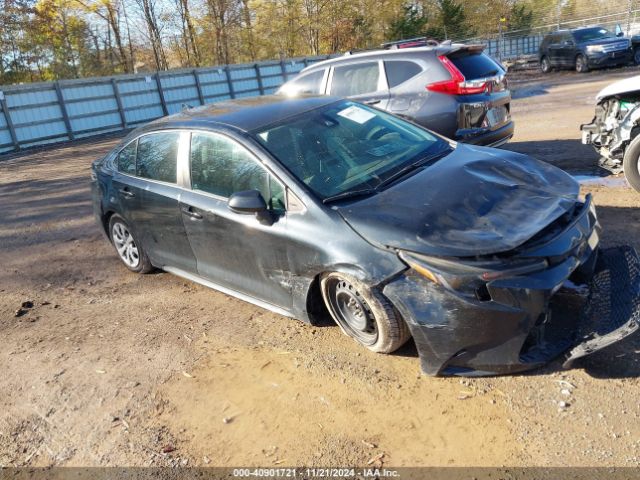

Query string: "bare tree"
[72, 0, 132, 72]
[176, 0, 201, 66]
[135, 0, 168, 69]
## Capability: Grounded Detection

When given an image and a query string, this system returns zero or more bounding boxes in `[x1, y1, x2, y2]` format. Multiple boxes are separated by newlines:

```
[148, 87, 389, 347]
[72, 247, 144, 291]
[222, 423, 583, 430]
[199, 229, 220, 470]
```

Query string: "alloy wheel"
[111, 221, 140, 268]
[541, 57, 550, 73]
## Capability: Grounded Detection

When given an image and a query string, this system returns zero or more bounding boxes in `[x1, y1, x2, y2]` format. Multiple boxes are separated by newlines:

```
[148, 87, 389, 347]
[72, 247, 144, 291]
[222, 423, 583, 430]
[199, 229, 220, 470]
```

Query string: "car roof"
[145, 95, 339, 132]
[299, 42, 486, 73]
[546, 26, 608, 35]
[299, 45, 460, 72]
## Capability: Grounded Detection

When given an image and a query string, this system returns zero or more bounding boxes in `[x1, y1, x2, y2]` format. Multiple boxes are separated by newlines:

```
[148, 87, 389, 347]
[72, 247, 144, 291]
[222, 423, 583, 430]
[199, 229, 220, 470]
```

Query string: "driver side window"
[190, 132, 286, 211]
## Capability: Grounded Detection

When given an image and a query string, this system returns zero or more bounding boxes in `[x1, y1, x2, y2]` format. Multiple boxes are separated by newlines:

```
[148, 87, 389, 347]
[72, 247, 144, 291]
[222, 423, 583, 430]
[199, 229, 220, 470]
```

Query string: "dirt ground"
[2, 67, 640, 469]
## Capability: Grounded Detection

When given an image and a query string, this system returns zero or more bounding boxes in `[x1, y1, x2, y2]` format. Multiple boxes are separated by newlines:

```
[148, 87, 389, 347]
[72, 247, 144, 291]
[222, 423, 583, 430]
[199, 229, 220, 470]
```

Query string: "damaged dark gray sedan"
[91, 96, 640, 376]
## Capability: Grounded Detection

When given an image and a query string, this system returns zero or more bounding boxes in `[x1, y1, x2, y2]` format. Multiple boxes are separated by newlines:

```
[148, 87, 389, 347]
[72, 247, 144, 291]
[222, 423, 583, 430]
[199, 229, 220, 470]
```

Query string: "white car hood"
[596, 75, 640, 101]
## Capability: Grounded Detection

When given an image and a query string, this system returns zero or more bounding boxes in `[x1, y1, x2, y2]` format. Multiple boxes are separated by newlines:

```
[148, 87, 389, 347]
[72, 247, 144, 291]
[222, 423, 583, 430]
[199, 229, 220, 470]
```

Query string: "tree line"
[0, 0, 624, 84]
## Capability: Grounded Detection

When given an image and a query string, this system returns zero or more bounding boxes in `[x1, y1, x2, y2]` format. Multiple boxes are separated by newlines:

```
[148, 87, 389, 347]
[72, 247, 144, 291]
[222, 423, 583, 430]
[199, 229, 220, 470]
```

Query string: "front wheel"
[575, 54, 589, 73]
[623, 135, 640, 192]
[634, 47, 640, 65]
[108, 214, 154, 273]
[540, 56, 551, 73]
[320, 272, 410, 353]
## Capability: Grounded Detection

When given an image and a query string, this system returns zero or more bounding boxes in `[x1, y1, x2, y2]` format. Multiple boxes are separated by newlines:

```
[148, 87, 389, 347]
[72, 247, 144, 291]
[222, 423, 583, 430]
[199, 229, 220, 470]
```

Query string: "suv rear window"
[384, 61, 422, 88]
[330, 62, 380, 97]
[447, 52, 502, 80]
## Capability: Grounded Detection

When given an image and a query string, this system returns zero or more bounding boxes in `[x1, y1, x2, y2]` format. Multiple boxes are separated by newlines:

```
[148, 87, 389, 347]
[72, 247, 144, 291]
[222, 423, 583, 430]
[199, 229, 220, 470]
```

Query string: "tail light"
[426, 55, 488, 95]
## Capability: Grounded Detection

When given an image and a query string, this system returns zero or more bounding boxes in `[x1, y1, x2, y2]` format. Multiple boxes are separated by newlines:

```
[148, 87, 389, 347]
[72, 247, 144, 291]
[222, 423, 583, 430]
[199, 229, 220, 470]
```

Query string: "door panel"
[557, 35, 576, 67]
[179, 191, 293, 308]
[329, 61, 390, 109]
[183, 131, 293, 308]
[112, 132, 197, 273]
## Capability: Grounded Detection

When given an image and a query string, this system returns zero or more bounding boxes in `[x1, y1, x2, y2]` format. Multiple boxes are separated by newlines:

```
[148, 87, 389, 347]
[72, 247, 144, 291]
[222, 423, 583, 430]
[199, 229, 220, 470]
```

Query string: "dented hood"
[336, 144, 580, 257]
[596, 75, 640, 101]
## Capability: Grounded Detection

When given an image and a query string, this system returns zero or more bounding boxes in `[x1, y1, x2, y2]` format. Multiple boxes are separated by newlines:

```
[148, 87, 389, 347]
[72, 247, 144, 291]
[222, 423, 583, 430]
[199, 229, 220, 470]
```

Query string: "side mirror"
[617, 31, 624, 37]
[228, 189, 267, 214]
[228, 189, 273, 224]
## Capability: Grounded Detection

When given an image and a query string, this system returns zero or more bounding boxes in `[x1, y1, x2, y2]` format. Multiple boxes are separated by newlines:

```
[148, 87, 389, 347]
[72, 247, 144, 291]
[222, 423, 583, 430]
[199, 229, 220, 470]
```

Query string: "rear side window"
[384, 61, 422, 88]
[448, 52, 502, 80]
[136, 132, 180, 183]
[281, 69, 325, 95]
[117, 141, 136, 175]
[330, 62, 380, 97]
[190, 132, 285, 210]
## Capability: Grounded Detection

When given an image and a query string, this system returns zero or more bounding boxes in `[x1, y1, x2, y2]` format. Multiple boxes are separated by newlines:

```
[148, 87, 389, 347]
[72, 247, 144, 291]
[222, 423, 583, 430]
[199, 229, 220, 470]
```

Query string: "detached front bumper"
[383, 201, 640, 376]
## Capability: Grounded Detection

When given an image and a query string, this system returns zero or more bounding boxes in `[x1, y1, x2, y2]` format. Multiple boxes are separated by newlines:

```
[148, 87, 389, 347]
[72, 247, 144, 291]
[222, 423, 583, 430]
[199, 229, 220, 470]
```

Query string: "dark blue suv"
[539, 26, 636, 73]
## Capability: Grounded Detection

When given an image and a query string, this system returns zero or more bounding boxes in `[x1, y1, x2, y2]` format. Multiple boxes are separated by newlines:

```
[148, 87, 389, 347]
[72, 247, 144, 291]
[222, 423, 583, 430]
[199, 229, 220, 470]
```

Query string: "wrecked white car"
[581, 75, 640, 191]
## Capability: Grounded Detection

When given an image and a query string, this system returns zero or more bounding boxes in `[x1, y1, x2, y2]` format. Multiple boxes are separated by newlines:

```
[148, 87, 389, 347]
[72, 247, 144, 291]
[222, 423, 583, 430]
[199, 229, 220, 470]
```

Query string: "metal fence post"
[193, 70, 205, 105]
[54, 81, 74, 141]
[155, 73, 168, 115]
[280, 60, 289, 82]
[254, 64, 265, 95]
[224, 66, 236, 99]
[111, 78, 127, 128]
[0, 92, 19, 151]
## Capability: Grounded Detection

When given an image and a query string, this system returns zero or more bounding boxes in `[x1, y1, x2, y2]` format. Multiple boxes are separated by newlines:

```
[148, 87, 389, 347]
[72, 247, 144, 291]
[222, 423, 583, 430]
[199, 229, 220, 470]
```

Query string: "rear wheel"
[320, 272, 410, 353]
[575, 54, 589, 73]
[634, 47, 640, 65]
[540, 56, 551, 73]
[108, 214, 153, 273]
[623, 135, 640, 193]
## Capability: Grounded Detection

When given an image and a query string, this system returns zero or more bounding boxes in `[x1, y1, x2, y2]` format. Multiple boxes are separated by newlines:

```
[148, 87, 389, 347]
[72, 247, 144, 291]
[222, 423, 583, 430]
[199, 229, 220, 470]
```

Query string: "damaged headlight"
[398, 250, 548, 299]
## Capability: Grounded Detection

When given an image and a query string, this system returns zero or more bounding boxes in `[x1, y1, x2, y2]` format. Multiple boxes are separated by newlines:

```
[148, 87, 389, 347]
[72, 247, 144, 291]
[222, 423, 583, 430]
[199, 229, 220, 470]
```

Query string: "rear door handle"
[119, 188, 135, 198]
[181, 206, 203, 220]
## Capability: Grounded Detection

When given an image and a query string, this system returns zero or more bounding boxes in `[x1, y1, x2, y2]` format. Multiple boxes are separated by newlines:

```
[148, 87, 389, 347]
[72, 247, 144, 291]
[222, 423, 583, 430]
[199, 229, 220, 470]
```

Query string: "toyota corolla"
[91, 96, 640, 376]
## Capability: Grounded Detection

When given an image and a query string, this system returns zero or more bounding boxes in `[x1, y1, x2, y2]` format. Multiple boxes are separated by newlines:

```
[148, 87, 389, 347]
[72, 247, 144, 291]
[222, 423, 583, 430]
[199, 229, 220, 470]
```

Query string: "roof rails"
[381, 37, 442, 49]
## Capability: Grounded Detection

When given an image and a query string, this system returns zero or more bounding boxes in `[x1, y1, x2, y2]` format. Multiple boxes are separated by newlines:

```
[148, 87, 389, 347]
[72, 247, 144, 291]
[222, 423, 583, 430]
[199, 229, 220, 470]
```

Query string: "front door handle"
[364, 99, 381, 105]
[181, 206, 203, 220]
[119, 188, 135, 198]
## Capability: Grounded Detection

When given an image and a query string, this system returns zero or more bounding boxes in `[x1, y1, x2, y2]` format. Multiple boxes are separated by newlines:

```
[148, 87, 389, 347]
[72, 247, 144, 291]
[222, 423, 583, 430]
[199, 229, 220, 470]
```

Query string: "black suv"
[539, 26, 636, 73]
[278, 42, 514, 147]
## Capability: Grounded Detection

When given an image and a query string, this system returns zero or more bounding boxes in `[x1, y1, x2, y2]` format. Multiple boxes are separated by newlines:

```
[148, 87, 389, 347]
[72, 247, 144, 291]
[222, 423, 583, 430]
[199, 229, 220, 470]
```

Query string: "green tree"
[506, 3, 533, 35]
[388, 4, 428, 41]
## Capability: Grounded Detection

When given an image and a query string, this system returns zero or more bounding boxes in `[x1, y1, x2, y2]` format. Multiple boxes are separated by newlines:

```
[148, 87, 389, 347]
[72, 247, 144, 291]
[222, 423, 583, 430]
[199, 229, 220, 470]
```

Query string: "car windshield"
[253, 101, 450, 201]
[573, 27, 615, 43]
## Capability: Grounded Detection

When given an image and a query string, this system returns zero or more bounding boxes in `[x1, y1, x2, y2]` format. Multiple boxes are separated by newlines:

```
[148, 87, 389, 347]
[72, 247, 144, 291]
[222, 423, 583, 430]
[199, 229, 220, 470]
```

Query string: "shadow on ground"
[503, 138, 603, 173]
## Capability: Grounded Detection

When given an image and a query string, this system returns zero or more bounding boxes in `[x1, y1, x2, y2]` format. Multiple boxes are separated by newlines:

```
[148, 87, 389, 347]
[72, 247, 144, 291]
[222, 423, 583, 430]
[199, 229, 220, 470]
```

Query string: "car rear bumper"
[456, 120, 515, 147]
[382, 199, 640, 376]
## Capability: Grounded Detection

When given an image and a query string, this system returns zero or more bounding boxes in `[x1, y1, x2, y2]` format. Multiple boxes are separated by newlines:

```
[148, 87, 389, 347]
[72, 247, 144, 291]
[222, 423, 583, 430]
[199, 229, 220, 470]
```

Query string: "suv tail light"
[427, 55, 488, 95]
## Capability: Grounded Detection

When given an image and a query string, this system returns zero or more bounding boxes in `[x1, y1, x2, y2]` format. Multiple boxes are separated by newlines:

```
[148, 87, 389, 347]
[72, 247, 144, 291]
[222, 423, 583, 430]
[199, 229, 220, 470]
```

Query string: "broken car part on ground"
[92, 95, 640, 376]
[581, 74, 640, 191]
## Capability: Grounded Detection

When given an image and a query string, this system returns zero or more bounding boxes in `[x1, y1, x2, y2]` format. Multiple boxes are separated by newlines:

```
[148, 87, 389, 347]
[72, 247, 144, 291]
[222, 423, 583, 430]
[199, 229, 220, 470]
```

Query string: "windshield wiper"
[322, 188, 377, 204]
[374, 149, 451, 191]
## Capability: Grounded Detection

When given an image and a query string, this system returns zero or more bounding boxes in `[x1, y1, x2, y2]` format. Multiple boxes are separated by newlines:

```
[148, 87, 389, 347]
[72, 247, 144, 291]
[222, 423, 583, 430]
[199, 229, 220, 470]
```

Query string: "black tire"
[540, 56, 551, 73]
[623, 135, 640, 193]
[634, 47, 640, 66]
[108, 214, 154, 273]
[575, 54, 589, 73]
[320, 272, 410, 353]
